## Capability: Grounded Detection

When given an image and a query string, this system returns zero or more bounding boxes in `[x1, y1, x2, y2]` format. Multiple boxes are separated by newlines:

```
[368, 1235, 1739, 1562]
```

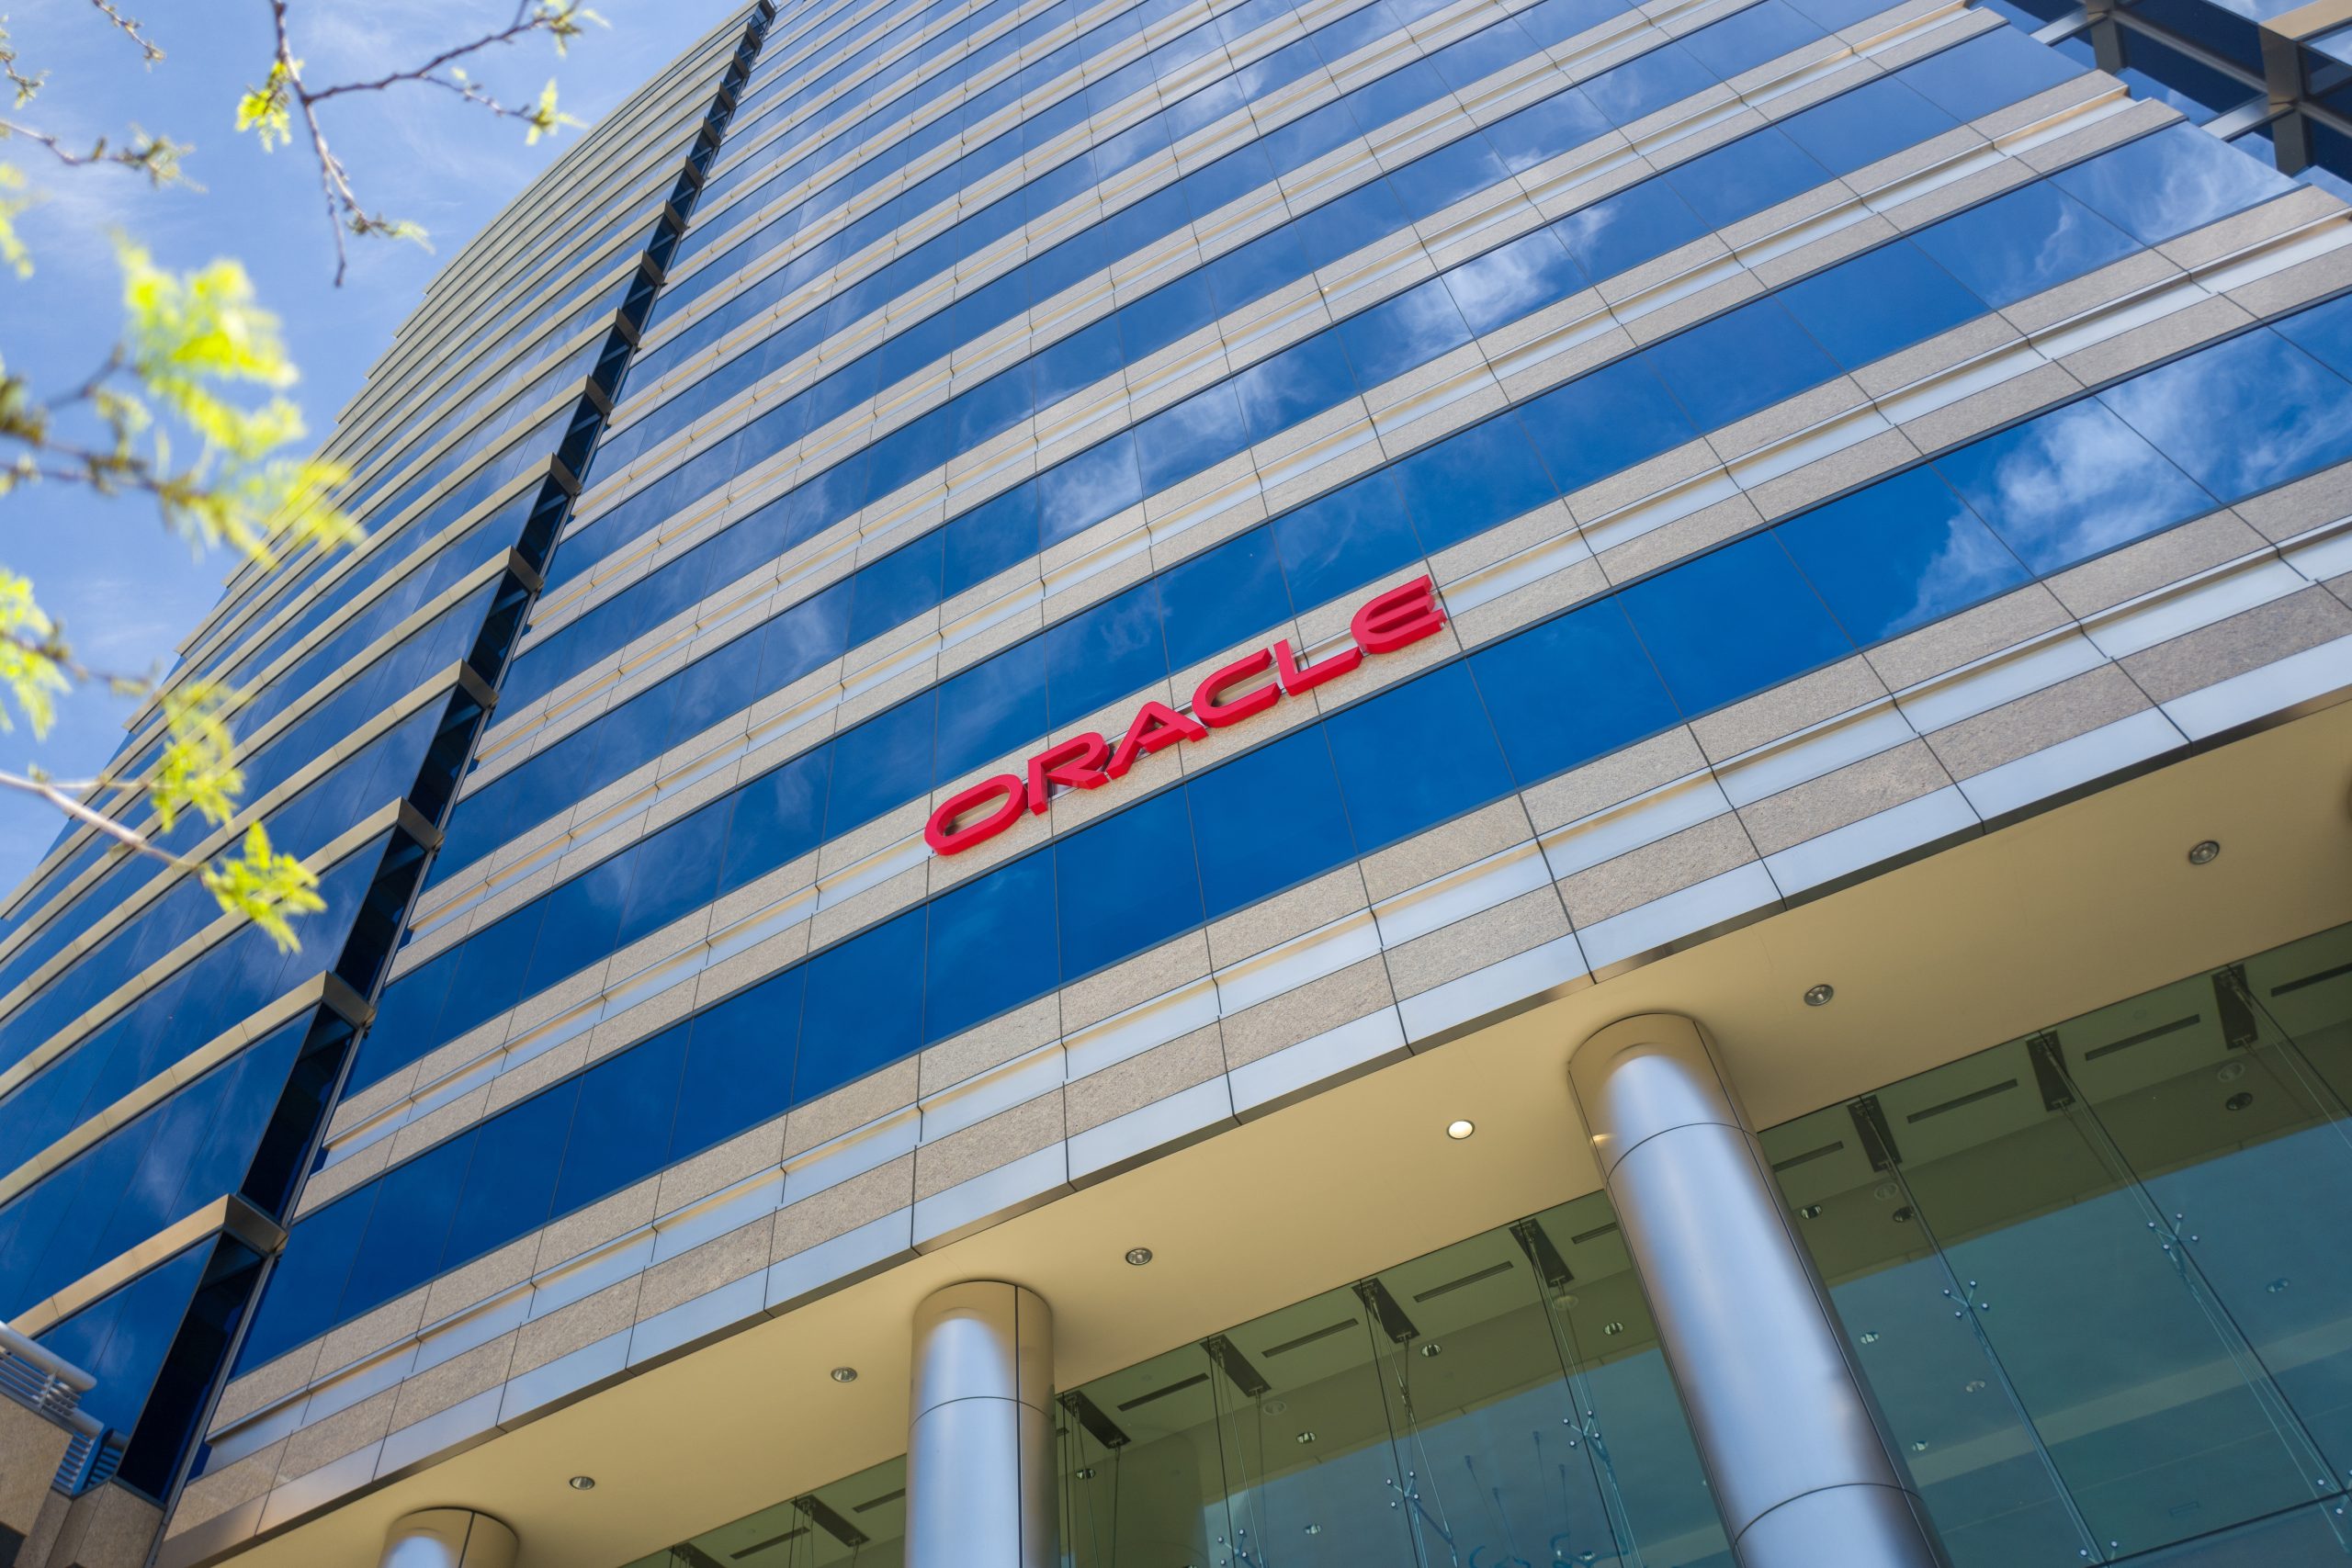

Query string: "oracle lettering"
[924, 576, 1446, 855]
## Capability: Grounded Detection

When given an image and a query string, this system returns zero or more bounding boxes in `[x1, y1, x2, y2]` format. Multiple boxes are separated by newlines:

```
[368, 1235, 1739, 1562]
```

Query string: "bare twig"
[252, 0, 594, 284]
[84, 0, 165, 64]
[0, 769, 195, 871]
[0, 118, 186, 183]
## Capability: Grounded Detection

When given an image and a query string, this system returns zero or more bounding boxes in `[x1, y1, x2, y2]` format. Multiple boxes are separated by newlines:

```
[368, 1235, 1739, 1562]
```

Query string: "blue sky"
[0, 0, 744, 893]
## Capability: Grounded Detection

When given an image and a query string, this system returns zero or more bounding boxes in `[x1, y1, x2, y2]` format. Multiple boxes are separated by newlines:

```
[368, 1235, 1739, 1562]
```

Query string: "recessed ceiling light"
[1445, 1119, 1476, 1140]
[1125, 1246, 1154, 1267]
[1804, 983, 1835, 1008]
[830, 1366, 859, 1383]
[568, 1475, 597, 1492]
[2188, 840, 2222, 865]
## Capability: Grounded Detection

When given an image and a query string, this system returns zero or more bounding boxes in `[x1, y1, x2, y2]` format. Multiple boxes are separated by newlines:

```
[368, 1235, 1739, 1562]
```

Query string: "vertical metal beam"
[379, 1508, 518, 1568]
[1567, 1014, 1947, 1568]
[906, 1281, 1057, 1568]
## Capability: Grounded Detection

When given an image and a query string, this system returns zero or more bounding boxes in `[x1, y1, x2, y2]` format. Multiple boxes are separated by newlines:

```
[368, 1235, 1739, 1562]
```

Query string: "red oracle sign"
[924, 574, 1447, 855]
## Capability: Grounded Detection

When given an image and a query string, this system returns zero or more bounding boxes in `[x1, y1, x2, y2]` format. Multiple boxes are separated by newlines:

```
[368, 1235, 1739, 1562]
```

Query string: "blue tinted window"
[1774, 467, 2030, 643]
[1898, 27, 2083, 121]
[1038, 434, 1143, 546]
[1159, 528, 1292, 668]
[1388, 137, 1510, 220]
[1275, 470, 1422, 607]
[1619, 533, 1852, 715]
[1554, 183, 1706, 282]
[1046, 581, 1167, 724]
[1031, 318, 1121, 410]
[666, 634, 764, 745]
[552, 1025, 685, 1215]
[1055, 788, 1203, 979]
[934, 641, 1049, 778]
[1392, 417, 1558, 551]
[1779, 242, 1984, 368]
[1485, 89, 1611, 174]
[339, 1134, 470, 1316]
[1326, 664, 1512, 851]
[1518, 357, 1696, 494]
[443, 1081, 574, 1269]
[924, 850, 1058, 1041]
[2051, 123, 2293, 244]
[1584, 42, 1713, 127]
[1679, 0, 1823, 78]
[1473, 600, 1679, 783]
[441, 902, 541, 1043]
[944, 483, 1043, 596]
[1664, 130, 1829, 229]
[242, 1186, 371, 1370]
[1909, 180, 2139, 309]
[848, 535, 944, 649]
[1645, 299, 1838, 431]
[1235, 333, 1359, 440]
[356, 954, 456, 1091]
[522, 852, 634, 994]
[722, 747, 831, 893]
[796, 910, 923, 1104]
[1338, 277, 1475, 387]
[2271, 294, 2352, 380]
[759, 581, 854, 690]
[616, 799, 729, 948]
[1778, 77, 1955, 175]
[669, 985, 794, 1161]
[1291, 181, 1405, 268]
[1185, 728, 1354, 918]
[2097, 328, 2352, 502]
[1442, 227, 1586, 335]
[824, 693, 934, 837]
[1202, 225, 1313, 314]
[1135, 380, 1250, 493]
[1935, 400, 2215, 573]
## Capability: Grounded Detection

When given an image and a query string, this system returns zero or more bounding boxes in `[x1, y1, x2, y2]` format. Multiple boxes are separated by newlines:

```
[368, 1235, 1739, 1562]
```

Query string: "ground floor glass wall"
[1766, 922, 2352, 1565]
[629, 922, 2352, 1568]
[628, 1197, 1724, 1568]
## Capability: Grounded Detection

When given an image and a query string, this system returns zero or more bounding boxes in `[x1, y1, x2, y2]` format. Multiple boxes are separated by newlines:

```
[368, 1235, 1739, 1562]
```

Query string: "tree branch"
[306, 13, 556, 105]
[0, 768, 197, 872]
[0, 118, 185, 182]
[84, 0, 164, 65]
[249, 0, 595, 284]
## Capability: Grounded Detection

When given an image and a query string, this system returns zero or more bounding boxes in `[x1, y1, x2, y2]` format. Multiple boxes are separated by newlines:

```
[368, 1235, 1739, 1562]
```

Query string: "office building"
[4, 0, 2352, 1561]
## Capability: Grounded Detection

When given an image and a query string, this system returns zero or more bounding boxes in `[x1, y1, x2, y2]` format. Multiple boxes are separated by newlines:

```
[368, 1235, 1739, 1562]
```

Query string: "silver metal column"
[905, 1280, 1057, 1568]
[379, 1508, 518, 1568]
[1567, 1014, 1946, 1568]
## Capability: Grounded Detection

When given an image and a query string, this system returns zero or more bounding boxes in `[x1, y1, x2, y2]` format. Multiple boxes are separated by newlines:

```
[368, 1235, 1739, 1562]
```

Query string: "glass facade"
[1770, 923, 2352, 1563]
[251, 269, 2352, 1374]
[29, 0, 2343, 1551]
[633, 1189, 1728, 1568]
[634, 924, 2352, 1568]
[0, 2, 775, 1509]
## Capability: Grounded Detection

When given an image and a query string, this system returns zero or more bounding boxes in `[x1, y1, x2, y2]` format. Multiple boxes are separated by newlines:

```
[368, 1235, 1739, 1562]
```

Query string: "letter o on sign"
[925, 773, 1026, 855]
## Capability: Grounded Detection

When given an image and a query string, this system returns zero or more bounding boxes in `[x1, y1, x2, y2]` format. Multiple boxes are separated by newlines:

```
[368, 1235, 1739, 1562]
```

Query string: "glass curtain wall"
[1764, 922, 2352, 1566]
[627, 923, 2352, 1568]
[628, 1195, 1724, 1568]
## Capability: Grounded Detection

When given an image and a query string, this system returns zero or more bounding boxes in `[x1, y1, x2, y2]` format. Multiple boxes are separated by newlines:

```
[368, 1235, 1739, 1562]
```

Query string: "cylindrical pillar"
[905, 1280, 1057, 1568]
[379, 1508, 518, 1568]
[1567, 1014, 1946, 1568]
